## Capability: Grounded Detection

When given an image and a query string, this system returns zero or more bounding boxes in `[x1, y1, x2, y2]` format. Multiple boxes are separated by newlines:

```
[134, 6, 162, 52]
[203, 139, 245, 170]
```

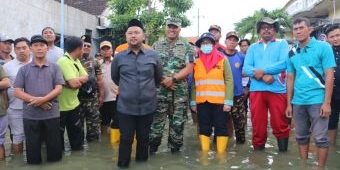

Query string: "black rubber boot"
[149, 146, 158, 155]
[117, 161, 129, 168]
[277, 138, 288, 152]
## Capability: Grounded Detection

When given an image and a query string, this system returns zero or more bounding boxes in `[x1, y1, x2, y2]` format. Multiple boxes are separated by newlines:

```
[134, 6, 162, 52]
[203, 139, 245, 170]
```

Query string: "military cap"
[226, 31, 239, 41]
[81, 35, 91, 43]
[208, 25, 222, 33]
[166, 17, 182, 27]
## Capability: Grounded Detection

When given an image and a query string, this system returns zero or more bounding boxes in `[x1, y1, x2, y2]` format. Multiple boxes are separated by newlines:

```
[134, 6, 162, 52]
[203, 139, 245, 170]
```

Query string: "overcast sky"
[181, 0, 290, 38]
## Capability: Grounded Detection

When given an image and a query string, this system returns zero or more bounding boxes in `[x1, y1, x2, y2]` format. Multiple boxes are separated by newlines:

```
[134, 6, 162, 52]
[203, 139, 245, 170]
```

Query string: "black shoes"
[170, 148, 180, 154]
[117, 161, 129, 168]
[149, 146, 158, 155]
[253, 145, 265, 151]
[277, 138, 288, 152]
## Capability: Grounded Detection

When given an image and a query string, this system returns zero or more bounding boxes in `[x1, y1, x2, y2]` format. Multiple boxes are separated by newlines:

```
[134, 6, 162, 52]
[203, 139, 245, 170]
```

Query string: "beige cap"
[100, 41, 112, 49]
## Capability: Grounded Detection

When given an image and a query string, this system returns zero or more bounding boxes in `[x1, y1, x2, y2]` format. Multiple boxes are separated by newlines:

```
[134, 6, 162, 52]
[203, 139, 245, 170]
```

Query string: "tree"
[107, 0, 193, 47]
[234, 8, 292, 43]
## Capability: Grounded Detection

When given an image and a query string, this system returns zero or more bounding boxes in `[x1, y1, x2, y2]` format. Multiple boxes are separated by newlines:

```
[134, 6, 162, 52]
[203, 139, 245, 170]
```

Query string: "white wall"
[0, 0, 98, 42]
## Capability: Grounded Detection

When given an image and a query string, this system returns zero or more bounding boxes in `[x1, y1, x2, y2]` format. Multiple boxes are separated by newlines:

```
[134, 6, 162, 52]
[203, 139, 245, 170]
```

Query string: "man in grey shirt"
[14, 35, 64, 164]
[111, 18, 163, 168]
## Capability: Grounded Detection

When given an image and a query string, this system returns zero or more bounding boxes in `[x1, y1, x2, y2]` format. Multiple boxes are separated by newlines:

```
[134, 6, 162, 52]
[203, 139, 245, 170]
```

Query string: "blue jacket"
[243, 39, 289, 93]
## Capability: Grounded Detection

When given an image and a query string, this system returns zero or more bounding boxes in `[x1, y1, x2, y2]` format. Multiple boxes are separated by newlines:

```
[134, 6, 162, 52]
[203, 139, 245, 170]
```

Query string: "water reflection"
[1, 116, 340, 170]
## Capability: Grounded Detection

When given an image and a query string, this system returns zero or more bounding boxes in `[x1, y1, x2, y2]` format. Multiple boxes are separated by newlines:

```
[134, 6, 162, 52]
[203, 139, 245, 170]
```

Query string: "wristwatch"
[172, 77, 177, 83]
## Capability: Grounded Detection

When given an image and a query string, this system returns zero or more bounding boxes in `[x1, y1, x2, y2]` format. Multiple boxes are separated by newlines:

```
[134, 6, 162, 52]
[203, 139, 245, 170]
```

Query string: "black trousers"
[197, 102, 229, 136]
[100, 101, 119, 128]
[329, 97, 340, 130]
[117, 112, 153, 163]
[60, 106, 84, 150]
[23, 117, 62, 164]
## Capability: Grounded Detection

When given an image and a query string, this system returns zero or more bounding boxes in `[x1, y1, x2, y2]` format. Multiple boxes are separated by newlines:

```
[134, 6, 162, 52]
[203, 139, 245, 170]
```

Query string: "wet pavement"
[1, 115, 340, 170]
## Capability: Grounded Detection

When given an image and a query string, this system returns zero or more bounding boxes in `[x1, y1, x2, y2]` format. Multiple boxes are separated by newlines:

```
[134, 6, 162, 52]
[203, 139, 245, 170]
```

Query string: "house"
[0, 0, 109, 53]
[284, 0, 340, 37]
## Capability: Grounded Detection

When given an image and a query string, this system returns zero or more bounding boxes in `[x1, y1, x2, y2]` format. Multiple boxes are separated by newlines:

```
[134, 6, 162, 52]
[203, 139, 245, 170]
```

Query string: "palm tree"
[235, 8, 292, 43]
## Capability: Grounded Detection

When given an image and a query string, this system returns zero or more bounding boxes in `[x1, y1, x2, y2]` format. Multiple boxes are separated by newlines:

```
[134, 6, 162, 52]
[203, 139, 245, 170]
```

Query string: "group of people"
[0, 15, 339, 169]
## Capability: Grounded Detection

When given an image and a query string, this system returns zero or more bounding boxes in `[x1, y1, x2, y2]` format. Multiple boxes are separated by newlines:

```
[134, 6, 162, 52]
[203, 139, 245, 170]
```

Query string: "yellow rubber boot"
[199, 135, 211, 151]
[110, 128, 120, 146]
[216, 136, 228, 154]
[132, 133, 137, 145]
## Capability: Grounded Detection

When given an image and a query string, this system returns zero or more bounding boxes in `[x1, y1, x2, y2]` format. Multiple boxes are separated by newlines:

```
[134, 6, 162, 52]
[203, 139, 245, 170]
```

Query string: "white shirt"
[3, 57, 32, 109]
[101, 60, 118, 102]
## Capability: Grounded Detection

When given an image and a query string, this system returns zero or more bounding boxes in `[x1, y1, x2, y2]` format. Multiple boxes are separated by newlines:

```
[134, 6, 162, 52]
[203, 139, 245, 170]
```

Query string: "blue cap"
[195, 32, 215, 47]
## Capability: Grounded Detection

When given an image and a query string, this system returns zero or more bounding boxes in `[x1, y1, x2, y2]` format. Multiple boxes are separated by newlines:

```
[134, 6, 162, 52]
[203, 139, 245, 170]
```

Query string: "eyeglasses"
[260, 26, 274, 31]
[83, 44, 91, 48]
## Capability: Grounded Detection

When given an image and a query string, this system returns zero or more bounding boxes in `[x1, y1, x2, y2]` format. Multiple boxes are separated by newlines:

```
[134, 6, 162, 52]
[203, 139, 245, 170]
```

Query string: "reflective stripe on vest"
[195, 79, 225, 86]
[194, 58, 226, 104]
[196, 91, 225, 97]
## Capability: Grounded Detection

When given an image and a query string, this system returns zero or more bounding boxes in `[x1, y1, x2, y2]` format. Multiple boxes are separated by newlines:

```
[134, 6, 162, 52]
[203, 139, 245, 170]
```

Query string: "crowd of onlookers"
[0, 16, 339, 169]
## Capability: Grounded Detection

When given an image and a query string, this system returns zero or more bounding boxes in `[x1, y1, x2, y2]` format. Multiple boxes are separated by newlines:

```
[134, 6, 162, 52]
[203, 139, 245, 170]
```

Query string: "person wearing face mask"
[190, 32, 234, 154]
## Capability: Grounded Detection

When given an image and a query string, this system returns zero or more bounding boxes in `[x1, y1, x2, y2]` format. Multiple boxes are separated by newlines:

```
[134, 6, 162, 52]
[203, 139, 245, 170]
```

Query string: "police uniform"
[149, 17, 195, 152]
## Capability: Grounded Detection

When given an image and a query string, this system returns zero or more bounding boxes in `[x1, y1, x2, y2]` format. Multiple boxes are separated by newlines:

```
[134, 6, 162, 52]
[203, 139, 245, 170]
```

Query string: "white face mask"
[200, 44, 213, 54]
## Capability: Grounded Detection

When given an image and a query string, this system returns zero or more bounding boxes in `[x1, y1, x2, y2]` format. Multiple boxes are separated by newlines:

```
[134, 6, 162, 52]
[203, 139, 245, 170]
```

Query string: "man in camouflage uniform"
[78, 35, 104, 142]
[149, 17, 195, 153]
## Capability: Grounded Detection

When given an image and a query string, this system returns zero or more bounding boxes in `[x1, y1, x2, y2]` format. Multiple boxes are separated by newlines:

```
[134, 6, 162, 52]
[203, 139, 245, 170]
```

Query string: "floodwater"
[1, 115, 340, 170]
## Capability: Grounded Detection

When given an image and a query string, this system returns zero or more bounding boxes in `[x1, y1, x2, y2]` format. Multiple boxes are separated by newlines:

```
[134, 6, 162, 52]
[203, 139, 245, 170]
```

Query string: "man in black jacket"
[111, 18, 163, 168]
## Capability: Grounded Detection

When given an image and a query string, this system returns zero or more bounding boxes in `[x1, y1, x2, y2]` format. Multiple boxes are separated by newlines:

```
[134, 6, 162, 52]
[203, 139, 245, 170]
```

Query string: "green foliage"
[234, 8, 292, 43]
[107, 0, 193, 47]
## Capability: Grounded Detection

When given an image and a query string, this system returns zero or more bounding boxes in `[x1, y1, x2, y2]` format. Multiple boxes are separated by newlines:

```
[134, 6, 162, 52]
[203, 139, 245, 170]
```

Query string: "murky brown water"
[1, 115, 340, 170]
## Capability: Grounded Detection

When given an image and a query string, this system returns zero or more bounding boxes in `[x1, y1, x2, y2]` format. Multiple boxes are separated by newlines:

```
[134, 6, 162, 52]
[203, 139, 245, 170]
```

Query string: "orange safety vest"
[194, 58, 226, 104]
[115, 43, 151, 53]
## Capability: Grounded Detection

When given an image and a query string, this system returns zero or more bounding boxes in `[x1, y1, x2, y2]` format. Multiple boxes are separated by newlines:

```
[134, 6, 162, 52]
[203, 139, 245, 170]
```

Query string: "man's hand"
[243, 86, 249, 97]
[40, 102, 52, 110]
[262, 75, 274, 84]
[28, 97, 46, 107]
[320, 103, 331, 117]
[161, 77, 173, 88]
[114, 87, 119, 95]
[285, 104, 293, 118]
[191, 106, 197, 113]
[168, 83, 177, 91]
[253, 69, 265, 80]
[223, 105, 231, 112]
[98, 96, 104, 107]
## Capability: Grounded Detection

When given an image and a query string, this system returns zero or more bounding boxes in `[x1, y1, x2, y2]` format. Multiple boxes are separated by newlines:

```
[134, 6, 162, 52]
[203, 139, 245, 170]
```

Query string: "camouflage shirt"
[152, 37, 195, 85]
[80, 55, 102, 76]
[79, 55, 102, 97]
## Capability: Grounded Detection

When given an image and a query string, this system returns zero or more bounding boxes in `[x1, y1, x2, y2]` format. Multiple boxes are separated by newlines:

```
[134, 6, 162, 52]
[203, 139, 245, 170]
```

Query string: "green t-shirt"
[0, 65, 8, 116]
[57, 53, 88, 111]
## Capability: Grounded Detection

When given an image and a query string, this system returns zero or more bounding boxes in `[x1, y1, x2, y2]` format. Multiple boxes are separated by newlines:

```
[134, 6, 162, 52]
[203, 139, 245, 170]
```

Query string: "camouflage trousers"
[79, 95, 101, 142]
[229, 95, 246, 143]
[149, 91, 188, 150]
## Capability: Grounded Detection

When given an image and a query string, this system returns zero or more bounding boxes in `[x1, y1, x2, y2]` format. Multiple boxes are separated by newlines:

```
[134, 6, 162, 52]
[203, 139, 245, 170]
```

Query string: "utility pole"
[197, 8, 200, 36]
[60, 0, 64, 49]
[194, 8, 204, 37]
